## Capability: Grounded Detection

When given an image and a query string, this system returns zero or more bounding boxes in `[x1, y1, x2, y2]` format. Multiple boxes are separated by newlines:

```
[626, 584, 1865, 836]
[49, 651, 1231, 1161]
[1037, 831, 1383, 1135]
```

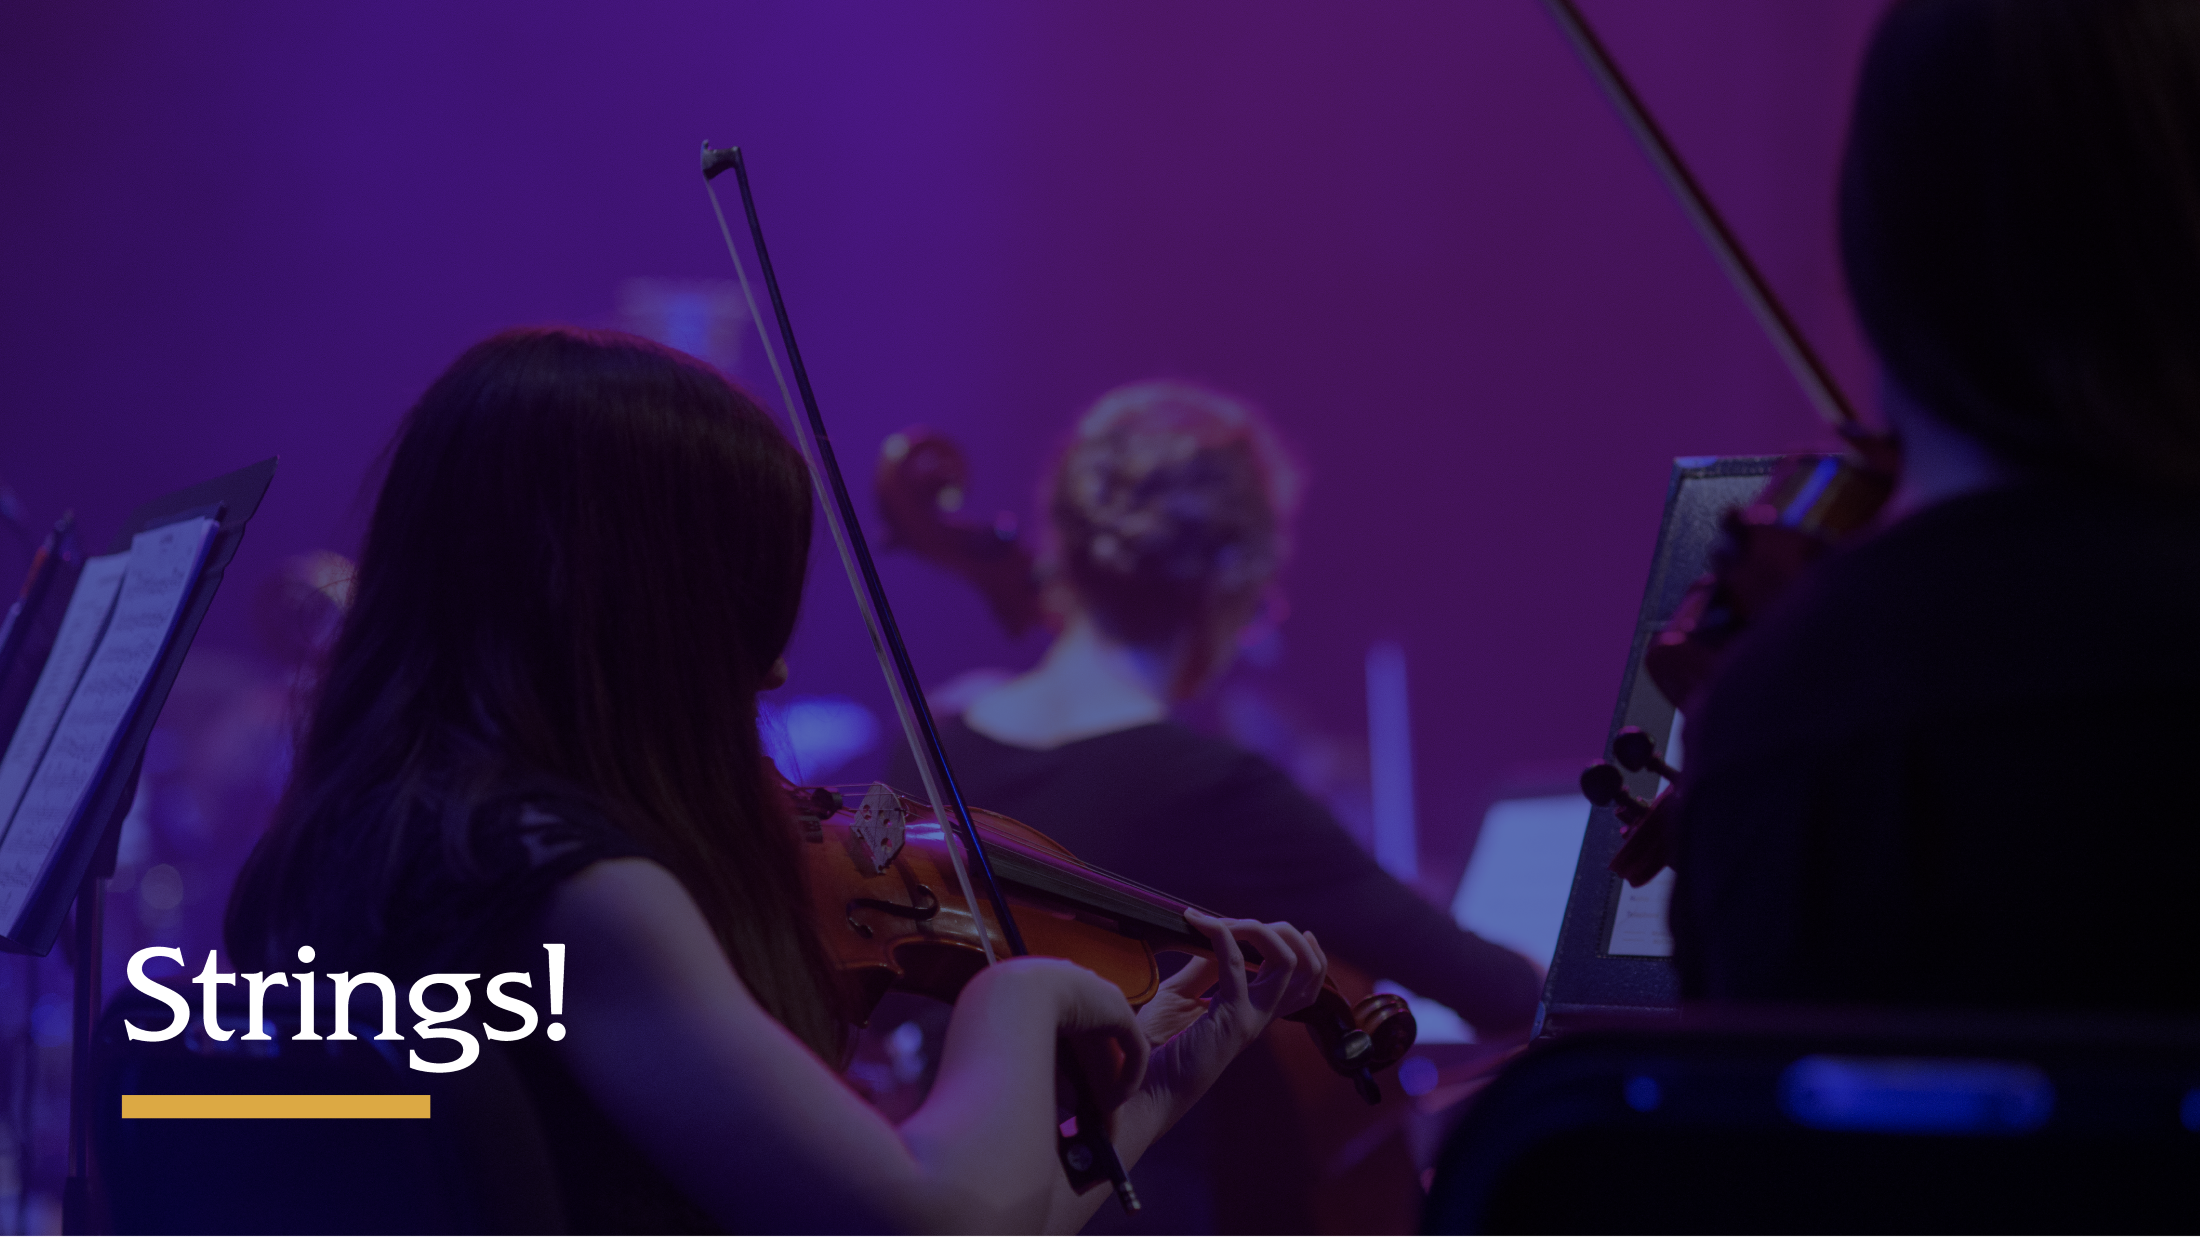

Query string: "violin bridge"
[853, 782, 907, 874]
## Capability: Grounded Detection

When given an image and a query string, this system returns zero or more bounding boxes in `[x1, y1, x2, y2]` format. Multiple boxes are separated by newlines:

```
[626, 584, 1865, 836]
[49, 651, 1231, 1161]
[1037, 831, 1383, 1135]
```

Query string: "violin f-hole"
[845, 884, 941, 938]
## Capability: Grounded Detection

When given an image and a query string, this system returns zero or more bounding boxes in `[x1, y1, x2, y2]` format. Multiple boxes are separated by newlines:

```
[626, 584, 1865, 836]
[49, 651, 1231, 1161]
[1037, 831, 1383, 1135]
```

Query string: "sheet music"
[1606, 867, 1676, 957]
[0, 518, 216, 932]
[0, 554, 130, 843]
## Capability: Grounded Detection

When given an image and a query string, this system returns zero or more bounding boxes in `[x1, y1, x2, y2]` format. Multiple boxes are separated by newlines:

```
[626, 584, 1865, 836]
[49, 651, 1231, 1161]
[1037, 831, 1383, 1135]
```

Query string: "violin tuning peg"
[1612, 727, 1655, 771]
[1339, 1029, 1373, 1062]
[1611, 726, 1683, 783]
[1580, 762, 1652, 828]
[1579, 762, 1627, 806]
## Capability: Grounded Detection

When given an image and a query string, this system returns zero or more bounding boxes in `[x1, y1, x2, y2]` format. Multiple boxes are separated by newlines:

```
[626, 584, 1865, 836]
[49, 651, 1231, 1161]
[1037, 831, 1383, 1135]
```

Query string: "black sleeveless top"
[345, 789, 720, 1234]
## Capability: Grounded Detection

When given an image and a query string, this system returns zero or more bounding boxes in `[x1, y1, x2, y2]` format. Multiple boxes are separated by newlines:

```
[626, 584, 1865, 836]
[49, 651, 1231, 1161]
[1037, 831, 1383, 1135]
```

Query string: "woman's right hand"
[951, 955, 1150, 1113]
[549, 859, 1160, 1234]
[940, 924, 1322, 1232]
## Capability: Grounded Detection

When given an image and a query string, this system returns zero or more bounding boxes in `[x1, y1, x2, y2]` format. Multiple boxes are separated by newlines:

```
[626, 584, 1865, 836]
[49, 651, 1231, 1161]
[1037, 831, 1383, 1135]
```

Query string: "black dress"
[318, 788, 720, 1233]
[1671, 481, 2200, 1011]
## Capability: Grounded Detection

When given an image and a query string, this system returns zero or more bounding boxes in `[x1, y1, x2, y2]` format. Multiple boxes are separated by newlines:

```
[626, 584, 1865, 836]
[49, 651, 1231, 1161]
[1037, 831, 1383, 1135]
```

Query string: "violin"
[788, 779, 1413, 1102]
[1543, 0, 1899, 883]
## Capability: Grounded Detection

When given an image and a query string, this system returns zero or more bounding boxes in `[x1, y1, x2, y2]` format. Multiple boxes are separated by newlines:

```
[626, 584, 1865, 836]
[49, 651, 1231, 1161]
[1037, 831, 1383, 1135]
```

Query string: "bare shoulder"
[549, 855, 686, 913]
[542, 858, 742, 999]
[545, 857, 691, 936]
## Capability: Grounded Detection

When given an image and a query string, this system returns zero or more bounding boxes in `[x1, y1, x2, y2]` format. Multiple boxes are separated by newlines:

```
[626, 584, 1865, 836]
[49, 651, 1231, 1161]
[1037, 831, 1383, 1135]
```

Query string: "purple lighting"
[0, 1, 1891, 1225]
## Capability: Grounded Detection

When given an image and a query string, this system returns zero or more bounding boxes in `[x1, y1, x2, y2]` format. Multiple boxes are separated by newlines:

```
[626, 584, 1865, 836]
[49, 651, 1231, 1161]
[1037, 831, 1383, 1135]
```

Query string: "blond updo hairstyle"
[1043, 381, 1301, 649]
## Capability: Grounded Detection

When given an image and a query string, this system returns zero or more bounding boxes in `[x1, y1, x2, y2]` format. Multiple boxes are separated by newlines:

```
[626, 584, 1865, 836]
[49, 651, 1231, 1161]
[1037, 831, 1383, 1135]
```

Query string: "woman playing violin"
[891, 381, 1540, 1230]
[1674, 0, 2200, 1011]
[224, 327, 1327, 1233]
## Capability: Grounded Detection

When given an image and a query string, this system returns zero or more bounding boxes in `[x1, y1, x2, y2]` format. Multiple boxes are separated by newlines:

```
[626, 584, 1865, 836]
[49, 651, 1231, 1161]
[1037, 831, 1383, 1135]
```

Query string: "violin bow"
[1539, 0, 1865, 435]
[700, 143, 1141, 1213]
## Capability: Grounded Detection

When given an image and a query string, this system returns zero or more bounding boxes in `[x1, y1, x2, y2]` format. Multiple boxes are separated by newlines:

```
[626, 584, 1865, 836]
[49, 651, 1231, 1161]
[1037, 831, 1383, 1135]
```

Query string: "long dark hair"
[1842, 0, 2200, 486]
[227, 327, 843, 1059]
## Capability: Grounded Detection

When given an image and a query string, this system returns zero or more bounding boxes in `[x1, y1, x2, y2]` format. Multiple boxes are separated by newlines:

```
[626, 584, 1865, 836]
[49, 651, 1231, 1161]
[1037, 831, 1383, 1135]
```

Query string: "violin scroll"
[1299, 989, 1416, 1104]
[1294, 986, 1413, 1103]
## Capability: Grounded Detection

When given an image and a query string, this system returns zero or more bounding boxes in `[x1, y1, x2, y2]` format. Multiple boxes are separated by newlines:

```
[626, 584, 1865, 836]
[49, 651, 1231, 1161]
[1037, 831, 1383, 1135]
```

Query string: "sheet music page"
[0, 518, 217, 931]
[1606, 868, 1676, 957]
[0, 554, 130, 841]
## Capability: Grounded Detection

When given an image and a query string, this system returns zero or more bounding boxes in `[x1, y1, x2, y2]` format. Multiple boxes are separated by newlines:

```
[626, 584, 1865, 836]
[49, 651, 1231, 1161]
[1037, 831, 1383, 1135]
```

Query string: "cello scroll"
[876, 428, 1047, 638]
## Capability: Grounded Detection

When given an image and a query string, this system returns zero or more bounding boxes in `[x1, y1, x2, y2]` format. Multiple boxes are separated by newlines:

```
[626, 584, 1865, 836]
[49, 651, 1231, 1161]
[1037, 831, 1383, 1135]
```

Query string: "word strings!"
[121, 943, 568, 1073]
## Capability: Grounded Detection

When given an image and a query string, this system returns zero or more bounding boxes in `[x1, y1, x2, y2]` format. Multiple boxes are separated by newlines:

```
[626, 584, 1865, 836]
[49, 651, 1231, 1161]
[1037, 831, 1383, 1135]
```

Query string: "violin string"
[705, 173, 997, 966]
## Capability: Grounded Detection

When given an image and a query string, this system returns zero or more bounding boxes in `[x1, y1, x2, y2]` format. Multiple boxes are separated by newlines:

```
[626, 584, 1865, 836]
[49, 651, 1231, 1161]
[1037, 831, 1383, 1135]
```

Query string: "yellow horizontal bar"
[122, 1094, 431, 1119]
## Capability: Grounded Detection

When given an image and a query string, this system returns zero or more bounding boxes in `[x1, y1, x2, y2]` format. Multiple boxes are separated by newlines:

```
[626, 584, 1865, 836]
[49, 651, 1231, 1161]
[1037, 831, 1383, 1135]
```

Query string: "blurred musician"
[891, 381, 1541, 1231]
[1673, 0, 2200, 1011]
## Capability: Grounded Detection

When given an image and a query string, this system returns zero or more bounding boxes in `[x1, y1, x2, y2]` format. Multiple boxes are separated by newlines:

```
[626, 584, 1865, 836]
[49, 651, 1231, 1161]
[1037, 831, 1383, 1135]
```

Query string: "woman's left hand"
[1131, 910, 1328, 1112]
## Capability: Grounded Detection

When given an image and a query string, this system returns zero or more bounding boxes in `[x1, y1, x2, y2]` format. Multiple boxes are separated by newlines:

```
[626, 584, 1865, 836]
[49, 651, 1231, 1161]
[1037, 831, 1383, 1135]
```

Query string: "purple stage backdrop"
[2, 1, 1885, 915]
[0, 6, 1892, 1214]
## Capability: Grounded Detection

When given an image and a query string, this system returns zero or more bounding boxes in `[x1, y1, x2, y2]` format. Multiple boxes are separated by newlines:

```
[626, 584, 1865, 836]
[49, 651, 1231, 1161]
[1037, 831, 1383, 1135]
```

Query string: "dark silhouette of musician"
[1673, 0, 2200, 1012]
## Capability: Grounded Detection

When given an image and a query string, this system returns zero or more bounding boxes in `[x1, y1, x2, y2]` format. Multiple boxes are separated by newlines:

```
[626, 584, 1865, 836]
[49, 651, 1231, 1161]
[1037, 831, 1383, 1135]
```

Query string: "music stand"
[1532, 456, 1776, 1036]
[0, 460, 280, 1233]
